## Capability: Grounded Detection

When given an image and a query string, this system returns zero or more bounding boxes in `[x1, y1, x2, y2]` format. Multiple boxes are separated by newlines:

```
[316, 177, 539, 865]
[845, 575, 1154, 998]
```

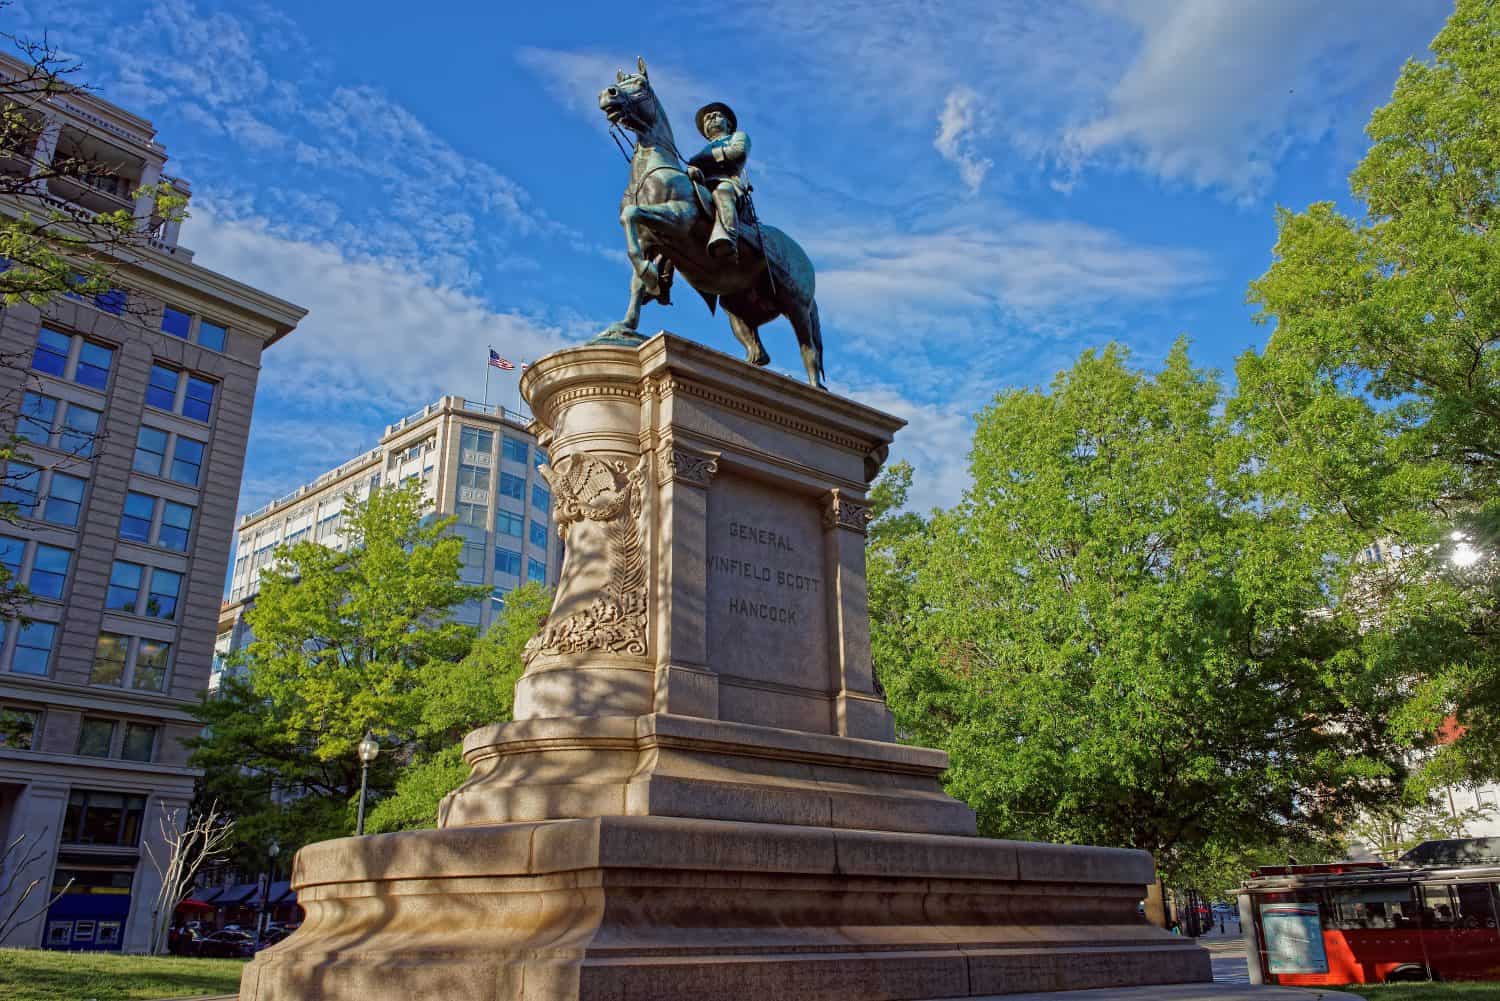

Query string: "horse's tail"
[808, 298, 827, 386]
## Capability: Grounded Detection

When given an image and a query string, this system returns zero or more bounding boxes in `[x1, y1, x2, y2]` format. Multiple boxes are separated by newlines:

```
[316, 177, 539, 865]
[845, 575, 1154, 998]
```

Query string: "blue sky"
[17, 0, 1450, 514]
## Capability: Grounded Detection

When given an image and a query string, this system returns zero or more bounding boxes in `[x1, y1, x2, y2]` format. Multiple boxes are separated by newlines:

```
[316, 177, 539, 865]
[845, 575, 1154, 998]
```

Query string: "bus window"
[1325, 886, 1420, 929]
[1453, 882, 1499, 930]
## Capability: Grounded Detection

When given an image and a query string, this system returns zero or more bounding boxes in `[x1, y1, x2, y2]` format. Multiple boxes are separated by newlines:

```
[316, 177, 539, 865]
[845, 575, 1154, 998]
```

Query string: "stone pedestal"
[241, 333, 1210, 999]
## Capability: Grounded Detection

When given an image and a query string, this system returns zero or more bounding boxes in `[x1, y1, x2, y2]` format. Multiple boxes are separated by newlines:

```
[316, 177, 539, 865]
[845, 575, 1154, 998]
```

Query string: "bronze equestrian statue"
[598, 58, 827, 389]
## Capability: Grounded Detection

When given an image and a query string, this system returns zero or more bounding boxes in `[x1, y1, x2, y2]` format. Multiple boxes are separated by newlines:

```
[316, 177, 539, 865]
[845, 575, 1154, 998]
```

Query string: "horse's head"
[598, 57, 659, 135]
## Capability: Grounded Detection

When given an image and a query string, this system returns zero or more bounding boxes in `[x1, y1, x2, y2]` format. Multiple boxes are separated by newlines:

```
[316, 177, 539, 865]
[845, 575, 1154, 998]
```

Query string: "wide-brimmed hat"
[695, 102, 737, 138]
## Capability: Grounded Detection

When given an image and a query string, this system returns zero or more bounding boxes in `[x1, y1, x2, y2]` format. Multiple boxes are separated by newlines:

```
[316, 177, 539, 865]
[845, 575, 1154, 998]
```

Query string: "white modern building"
[217, 396, 562, 686]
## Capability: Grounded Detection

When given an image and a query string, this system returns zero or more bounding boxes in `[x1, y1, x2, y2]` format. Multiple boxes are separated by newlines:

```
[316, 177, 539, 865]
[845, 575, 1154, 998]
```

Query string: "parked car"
[195, 928, 256, 958]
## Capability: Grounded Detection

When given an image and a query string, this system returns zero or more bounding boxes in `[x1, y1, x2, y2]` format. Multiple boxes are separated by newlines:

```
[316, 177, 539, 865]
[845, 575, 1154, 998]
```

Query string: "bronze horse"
[598, 59, 827, 389]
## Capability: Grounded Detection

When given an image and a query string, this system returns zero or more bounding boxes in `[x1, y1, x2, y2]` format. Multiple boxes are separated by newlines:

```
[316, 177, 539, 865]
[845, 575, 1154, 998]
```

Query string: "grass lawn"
[1327, 984, 1500, 1000]
[0, 947, 243, 1001]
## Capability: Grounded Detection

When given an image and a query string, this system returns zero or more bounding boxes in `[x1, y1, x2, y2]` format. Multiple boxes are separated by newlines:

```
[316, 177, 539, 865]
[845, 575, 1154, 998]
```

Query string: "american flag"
[520, 361, 531, 371]
[488, 349, 515, 371]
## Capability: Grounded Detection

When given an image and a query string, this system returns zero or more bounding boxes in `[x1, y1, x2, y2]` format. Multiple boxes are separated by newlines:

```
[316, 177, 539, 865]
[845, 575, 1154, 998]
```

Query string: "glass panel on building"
[159, 502, 193, 551]
[460, 426, 494, 454]
[146, 364, 178, 410]
[530, 519, 547, 548]
[12, 621, 56, 675]
[502, 437, 529, 464]
[76, 717, 115, 757]
[90, 633, 129, 686]
[499, 472, 525, 499]
[532, 484, 550, 511]
[145, 569, 181, 620]
[170, 436, 205, 485]
[496, 510, 523, 537]
[62, 791, 147, 846]
[59, 403, 100, 457]
[182, 376, 215, 422]
[16, 392, 57, 445]
[0, 536, 20, 581]
[134, 639, 170, 691]
[120, 492, 154, 543]
[2, 461, 41, 516]
[133, 426, 169, 475]
[527, 558, 547, 583]
[42, 471, 86, 526]
[120, 722, 157, 762]
[198, 320, 227, 351]
[495, 548, 521, 576]
[0, 706, 38, 748]
[106, 562, 143, 612]
[28, 544, 70, 600]
[161, 305, 192, 339]
[31, 327, 69, 377]
[74, 341, 113, 390]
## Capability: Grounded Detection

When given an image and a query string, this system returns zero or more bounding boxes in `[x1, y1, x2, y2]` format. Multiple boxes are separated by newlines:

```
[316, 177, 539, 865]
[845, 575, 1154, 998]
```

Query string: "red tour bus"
[1238, 845, 1500, 986]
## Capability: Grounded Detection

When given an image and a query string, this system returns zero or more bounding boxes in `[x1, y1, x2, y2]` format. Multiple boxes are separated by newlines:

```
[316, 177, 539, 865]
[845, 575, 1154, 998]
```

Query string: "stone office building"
[0, 58, 305, 952]
[217, 396, 562, 686]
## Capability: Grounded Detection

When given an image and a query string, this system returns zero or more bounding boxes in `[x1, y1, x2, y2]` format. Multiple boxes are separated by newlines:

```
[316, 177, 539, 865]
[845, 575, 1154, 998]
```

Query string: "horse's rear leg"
[727, 311, 770, 367]
[786, 298, 827, 389]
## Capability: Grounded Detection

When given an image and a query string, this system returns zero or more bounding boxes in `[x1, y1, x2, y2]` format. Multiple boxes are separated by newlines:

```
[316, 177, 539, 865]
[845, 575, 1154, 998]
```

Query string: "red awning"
[175, 898, 215, 912]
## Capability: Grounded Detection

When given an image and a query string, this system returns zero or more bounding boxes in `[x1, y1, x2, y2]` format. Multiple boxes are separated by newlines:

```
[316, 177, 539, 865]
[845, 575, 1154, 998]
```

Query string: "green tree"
[191, 481, 485, 860]
[367, 582, 553, 833]
[881, 342, 1406, 887]
[1236, 0, 1499, 783]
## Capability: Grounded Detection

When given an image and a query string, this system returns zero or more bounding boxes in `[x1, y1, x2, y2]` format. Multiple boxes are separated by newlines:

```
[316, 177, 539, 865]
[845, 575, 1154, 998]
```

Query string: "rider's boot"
[709, 187, 738, 260]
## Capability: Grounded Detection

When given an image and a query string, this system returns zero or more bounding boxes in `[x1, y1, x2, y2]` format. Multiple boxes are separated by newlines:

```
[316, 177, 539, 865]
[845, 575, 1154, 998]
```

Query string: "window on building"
[145, 569, 180, 620]
[496, 510, 523, 538]
[120, 722, 157, 762]
[0, 706, 38, 749]
[490, 585, 511, 610]
[161, 305, 191, 339]
[133, 639, 170, 691]
[106, 561, 143, 612]
[77, 718, 115, 757]
[16, 392, 57, 445]
[133, 426, 169, 475]
[58, 403, 100, 458]
[499, 472, 525, 499]
[2, 461, 41, 516]
[183, 376, 215, 422]
[495, 548, 521, 576]
[198, 320, 226, 352]
[75, 341, 113, 391]
[158, 501, 193, 551]
[502, 437, 529, 464]
[458, 464, 488, 492]
[11, 621, 56, 675]
[170, 436, 205, 486]
[530, 519, 548, 548]
[42, 471, 85, 527]
[90, 633, 130, 686]
[528, 558, 547, 583]
[31, 327, 69, 377]
[61, 790, 147, 847]
[0, 536, 21, 582]
[28, 544, 69, 600]
[456, 502, 487, 527]
[534, 448, 548, 469]
[460, 426, 494, 454]
[119, 492, 154, 543]
[532, 484, 550, 511]
[146, 363, 178, 410]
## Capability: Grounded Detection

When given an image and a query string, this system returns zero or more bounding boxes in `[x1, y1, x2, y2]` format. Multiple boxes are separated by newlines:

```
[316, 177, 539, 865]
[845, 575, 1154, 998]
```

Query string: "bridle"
[604, 81, 693, 203]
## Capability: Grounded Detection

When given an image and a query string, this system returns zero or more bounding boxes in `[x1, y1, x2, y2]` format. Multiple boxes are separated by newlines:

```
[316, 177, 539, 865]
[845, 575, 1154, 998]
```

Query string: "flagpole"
[484, 346, 492, 408]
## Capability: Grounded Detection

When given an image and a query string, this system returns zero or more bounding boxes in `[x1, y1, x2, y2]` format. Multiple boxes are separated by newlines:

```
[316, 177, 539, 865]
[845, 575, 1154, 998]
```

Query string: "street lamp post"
[257, 839, 281, 943]
[356, 732, 379, 835]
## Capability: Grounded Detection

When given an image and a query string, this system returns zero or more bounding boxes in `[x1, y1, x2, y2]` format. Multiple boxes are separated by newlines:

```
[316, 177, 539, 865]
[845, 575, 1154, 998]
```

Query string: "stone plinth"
[241, 333, 1211, 999]
[241, 817, 1209, 1001]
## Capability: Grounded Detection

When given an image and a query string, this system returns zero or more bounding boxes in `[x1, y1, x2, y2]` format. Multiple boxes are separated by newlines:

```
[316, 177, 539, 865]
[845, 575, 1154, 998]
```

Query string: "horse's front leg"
[617, 271, 649, 331]
[620, 205, 661, 297]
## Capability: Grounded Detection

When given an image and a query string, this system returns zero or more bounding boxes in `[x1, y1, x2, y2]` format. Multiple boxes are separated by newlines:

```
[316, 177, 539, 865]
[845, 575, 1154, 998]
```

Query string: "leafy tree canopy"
[1237, 0, 1499, 782]
[875, 342, 1408, 887]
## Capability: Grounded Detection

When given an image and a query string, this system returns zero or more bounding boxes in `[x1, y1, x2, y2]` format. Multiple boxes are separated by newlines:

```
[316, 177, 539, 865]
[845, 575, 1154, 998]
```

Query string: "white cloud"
[836, 378, 975, 513]
[1063, 0, 1446, 198]
[808, 217, 1211, 339]
[934, 86, 993, 194]
[185, 206, 575, 510]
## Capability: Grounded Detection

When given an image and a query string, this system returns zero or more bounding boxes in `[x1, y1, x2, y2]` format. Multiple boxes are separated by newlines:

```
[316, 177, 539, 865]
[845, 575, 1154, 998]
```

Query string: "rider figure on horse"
[687, 102, 749, 260]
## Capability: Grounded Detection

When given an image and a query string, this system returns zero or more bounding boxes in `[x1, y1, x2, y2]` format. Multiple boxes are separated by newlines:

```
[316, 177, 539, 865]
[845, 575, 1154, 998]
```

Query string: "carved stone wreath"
[523, 452, 649, 664]
[822, 489, 873, 535]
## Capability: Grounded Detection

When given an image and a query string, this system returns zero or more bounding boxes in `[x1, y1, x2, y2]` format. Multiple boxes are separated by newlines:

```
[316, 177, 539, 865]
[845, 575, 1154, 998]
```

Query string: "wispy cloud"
[934, 86, 992, 194]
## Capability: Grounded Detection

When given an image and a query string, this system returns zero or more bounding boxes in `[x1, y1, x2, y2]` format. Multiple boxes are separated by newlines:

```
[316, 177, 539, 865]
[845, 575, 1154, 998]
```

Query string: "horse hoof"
[638, 264, 661, 297]
[749, 351, 770, 367]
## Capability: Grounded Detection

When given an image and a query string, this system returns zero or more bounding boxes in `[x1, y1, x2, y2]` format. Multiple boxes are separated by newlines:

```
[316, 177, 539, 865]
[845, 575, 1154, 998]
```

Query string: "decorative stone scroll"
[524, 453, 649, 663]
[822, 488, 873, 535]
[657, 439, 719, 488]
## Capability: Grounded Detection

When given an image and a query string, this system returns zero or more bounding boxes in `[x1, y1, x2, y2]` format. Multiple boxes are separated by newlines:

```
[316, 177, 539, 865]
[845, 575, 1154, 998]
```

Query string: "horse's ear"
[636, 56, 649, 79]
[616, 68, 626, 82]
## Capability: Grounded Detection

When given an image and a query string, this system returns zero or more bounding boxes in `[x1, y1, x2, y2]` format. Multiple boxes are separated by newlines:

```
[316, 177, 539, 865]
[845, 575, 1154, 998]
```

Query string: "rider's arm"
[712, 132, 750, 167]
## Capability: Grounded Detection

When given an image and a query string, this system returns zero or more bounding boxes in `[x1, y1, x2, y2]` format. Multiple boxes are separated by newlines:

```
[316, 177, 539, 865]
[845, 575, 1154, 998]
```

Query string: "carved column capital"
[822, 488, 873, 535]
[657, 439, 720, 488]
